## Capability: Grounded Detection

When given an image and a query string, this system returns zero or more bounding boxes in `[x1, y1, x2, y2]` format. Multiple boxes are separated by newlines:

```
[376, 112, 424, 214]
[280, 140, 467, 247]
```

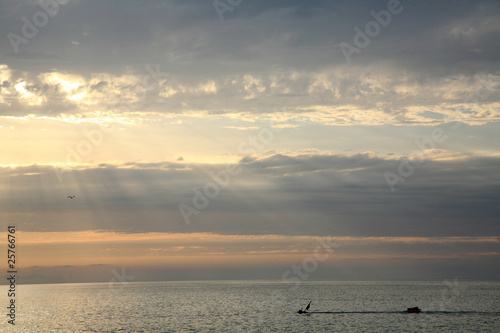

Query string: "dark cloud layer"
[2, 0, 499, 74]
[2, 153, 499, 236]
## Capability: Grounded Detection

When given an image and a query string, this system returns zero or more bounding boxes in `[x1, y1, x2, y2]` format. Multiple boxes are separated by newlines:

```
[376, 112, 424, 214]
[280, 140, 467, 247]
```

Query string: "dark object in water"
[406, 307, 421, 313]
[297, 300, 312, 314]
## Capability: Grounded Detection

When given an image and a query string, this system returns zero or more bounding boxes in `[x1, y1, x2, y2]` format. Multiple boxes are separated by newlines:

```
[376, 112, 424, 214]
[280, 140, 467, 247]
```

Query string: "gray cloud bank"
[1, 0, 499, 124]
[2, 152, 499, 237]
[3, 0, 500, 75]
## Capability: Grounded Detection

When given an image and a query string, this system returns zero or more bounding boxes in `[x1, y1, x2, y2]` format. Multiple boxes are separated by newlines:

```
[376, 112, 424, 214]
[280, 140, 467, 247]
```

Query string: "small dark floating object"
[406, 307, 421, 313]
[297, 301, 312, 314]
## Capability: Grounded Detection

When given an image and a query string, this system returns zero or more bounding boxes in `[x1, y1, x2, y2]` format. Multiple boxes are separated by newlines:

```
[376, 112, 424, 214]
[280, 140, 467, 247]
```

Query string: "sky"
[0, 0, 499, 284]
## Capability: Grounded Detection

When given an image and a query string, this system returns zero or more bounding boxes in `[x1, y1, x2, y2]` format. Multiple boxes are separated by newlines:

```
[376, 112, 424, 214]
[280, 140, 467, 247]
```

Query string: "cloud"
[224, 126, 260, 131]
[3, 1, 499, 74]
[6, 231, 498, 283]
[1, 152, 499, 237]
[1, 1, 499, 125]
[1, 63, 499, 126]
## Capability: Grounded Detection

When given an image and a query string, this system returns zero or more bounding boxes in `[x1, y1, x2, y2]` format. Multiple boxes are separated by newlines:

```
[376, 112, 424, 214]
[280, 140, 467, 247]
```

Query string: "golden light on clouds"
[3, 62, 498, 127]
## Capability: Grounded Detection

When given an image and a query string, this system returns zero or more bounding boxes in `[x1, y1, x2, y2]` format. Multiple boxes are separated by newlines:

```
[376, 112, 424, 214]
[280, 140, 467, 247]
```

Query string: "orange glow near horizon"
[2, 231, 498, 268]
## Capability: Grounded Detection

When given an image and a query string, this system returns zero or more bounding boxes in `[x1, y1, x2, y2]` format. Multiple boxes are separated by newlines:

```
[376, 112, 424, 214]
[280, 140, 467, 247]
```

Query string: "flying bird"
[67, 195, 76, 199]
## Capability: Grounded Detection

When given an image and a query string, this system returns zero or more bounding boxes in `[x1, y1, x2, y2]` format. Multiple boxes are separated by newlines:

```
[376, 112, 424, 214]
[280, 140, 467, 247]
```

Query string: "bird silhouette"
[67, 195, 76, 199]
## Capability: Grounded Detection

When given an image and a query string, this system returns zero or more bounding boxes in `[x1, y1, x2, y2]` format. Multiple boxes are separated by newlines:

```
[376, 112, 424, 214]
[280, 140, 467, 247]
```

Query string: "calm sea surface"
[1, 280, 499, 332]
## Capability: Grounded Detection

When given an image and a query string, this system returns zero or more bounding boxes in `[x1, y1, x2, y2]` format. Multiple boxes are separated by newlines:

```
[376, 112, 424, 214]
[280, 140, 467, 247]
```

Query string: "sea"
[1, 280, 499, 332]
